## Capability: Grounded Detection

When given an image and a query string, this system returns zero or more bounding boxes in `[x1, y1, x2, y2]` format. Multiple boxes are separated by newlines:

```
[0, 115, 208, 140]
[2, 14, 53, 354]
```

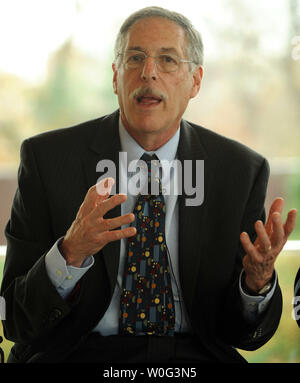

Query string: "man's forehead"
[124, 17, 186, 54]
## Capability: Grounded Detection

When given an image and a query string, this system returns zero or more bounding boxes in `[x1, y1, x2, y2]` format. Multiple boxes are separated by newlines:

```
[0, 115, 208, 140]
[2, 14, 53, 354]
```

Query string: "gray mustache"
[131, 87, 168, 101]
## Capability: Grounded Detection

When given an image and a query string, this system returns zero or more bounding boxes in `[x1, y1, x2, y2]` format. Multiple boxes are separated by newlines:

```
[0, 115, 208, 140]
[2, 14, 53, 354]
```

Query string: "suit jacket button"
[49, 308, 62, 322]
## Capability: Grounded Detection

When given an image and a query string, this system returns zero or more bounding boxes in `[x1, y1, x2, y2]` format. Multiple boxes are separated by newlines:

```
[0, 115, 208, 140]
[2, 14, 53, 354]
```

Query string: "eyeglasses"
[118, 50, 194, 73]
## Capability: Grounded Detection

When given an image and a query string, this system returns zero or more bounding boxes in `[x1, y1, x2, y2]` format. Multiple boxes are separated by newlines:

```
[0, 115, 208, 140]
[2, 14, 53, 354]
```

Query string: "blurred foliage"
[33, 39, 118, 129]
[1, 253, 299, 363]
[185, 0, 300, 159]
[286, 168, 300, 239]
[0, 39, 119, 167]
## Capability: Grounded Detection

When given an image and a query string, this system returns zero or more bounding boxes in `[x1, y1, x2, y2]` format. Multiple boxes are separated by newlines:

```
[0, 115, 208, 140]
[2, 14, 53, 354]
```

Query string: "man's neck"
[120, 116, 180, 152]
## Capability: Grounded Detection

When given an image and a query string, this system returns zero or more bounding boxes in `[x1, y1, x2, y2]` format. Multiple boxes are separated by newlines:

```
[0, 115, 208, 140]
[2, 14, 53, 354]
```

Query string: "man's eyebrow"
[159, 47, 180, 55]
[127, 46, 145, 52]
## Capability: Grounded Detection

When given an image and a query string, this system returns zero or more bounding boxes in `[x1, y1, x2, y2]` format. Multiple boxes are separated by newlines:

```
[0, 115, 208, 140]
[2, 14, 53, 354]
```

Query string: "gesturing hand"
[60, 178, 136, 267]
[240, 197, 297, 293]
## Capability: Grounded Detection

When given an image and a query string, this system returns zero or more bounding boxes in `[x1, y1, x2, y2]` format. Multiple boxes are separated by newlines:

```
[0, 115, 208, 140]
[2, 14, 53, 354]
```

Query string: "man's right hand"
[60, 178, 136, 267]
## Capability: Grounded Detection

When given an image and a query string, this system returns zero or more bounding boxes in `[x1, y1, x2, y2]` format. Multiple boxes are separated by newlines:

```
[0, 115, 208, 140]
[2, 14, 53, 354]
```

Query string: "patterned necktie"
[119, 153, 175, 336]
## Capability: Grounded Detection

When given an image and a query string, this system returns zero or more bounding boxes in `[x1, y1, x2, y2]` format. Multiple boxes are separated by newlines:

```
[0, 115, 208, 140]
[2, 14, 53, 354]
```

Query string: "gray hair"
[114, 6, 204, 71]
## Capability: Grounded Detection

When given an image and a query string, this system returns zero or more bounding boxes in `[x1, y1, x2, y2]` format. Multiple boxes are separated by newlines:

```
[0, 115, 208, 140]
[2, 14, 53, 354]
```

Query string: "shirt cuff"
[45, 237, 94, 297]
[239, 269, 277, 320]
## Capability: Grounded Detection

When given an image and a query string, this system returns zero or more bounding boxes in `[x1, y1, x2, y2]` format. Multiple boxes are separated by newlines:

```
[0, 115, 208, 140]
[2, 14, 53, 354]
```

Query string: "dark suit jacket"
[1, 110, 282, 363]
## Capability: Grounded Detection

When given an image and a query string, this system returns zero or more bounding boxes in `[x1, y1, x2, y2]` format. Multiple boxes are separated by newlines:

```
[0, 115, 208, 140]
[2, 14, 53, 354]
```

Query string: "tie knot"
[140, 153, 162, 195]
[140, 153, 159, 171]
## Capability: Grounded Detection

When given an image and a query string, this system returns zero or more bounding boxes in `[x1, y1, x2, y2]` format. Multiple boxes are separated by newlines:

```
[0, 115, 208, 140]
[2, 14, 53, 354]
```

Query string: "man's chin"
[129, 121, 166, 135]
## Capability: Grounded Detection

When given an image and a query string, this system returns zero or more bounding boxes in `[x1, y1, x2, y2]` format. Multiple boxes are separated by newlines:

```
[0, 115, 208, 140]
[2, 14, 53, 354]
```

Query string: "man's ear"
[112, 63, 118, 95]
[190, 65, 203, 99]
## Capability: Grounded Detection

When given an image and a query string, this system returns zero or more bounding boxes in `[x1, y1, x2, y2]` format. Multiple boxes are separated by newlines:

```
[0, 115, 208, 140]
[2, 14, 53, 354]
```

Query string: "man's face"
[113, 17, 203, 149]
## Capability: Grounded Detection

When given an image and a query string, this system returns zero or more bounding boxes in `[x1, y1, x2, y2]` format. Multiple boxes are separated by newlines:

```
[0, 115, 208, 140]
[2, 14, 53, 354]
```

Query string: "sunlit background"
[0, 0, 299, 362]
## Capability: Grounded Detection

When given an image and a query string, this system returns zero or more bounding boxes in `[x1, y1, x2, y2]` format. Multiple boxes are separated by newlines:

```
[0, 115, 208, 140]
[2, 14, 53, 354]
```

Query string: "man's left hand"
[240, 197, 297, 293]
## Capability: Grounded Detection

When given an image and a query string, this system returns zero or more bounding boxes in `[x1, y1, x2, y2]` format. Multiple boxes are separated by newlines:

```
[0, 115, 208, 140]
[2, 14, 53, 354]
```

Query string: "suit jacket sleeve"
[0, 139, 73, 344]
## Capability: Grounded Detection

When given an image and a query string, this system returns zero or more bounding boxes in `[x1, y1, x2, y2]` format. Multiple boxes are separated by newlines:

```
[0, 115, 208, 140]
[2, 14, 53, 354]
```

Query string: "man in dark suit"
[1, 7, 297, 363]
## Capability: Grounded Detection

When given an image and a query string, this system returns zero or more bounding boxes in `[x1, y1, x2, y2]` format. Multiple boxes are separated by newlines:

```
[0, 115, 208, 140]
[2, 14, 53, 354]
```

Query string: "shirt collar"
[118, 118, 180, 164]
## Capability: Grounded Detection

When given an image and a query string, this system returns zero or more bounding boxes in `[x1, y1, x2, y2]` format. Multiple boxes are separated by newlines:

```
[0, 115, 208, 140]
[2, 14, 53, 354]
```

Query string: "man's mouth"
[137, 96, 162, 105]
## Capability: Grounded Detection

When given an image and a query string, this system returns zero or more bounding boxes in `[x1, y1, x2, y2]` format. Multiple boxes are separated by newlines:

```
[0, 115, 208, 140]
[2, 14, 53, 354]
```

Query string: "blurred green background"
[0, 0, 300, 363]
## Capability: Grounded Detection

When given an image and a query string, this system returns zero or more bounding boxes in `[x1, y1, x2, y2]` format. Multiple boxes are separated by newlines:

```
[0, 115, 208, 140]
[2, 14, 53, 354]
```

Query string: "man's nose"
[141, 56, 158, 81]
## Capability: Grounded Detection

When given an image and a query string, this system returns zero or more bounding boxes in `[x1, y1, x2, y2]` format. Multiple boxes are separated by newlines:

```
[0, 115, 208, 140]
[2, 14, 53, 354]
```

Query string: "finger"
[254, 220, 272, 254]
[90, 193, 127, 221]
[77, 193, 109, 221]
[76, 187, 100, 219]
[100, 213, 135, 232]
[283, 209, 298, 239]
[99, 226, 137, 246]
[270, 212, 285, 248]
[96, 177, 115, 196]
[240, 232, 262, 263]
[265, 197, 284, 234]
[78, 182, 112, 218]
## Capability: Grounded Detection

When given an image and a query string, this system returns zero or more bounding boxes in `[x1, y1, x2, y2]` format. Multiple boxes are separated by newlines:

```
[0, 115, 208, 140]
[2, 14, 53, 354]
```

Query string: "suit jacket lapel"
[82, 110, 122, 294]
[177, 119, 211, 311]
